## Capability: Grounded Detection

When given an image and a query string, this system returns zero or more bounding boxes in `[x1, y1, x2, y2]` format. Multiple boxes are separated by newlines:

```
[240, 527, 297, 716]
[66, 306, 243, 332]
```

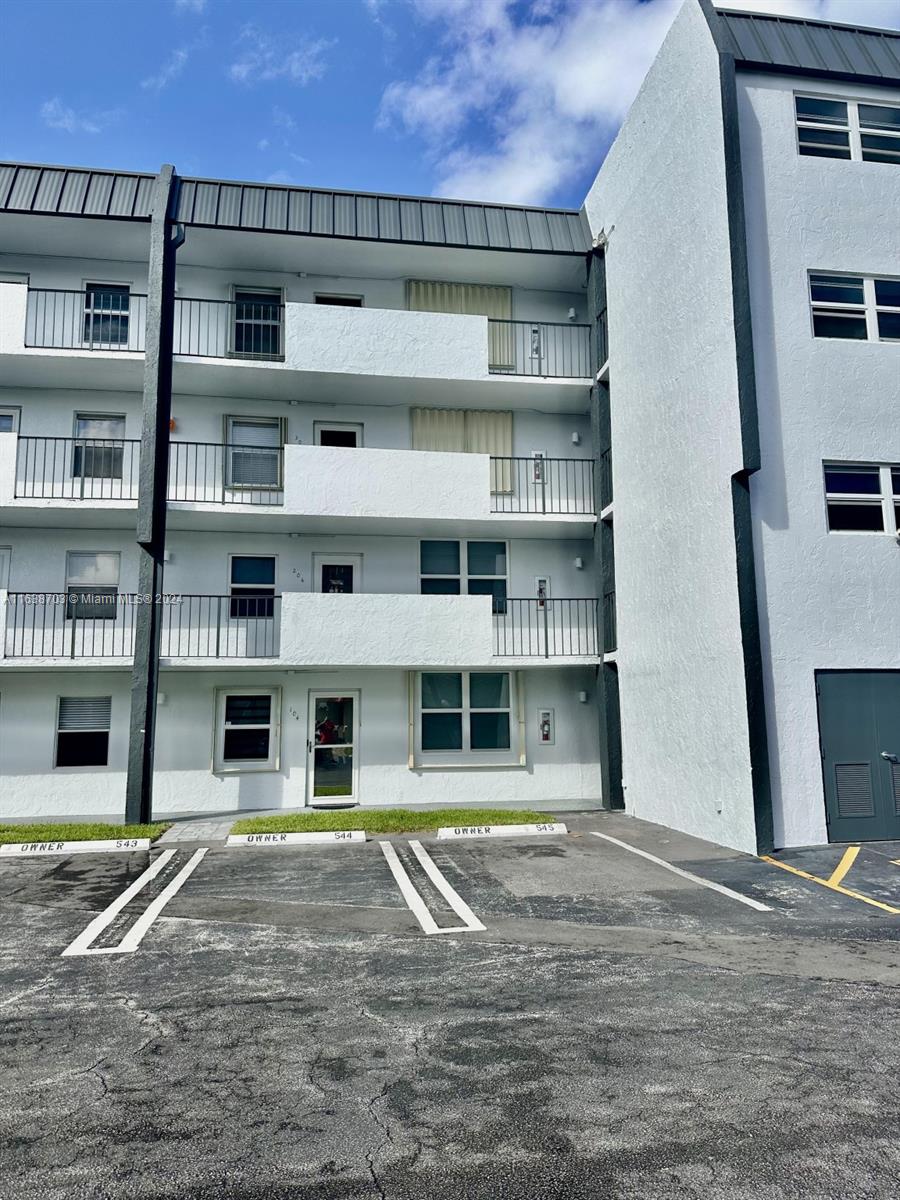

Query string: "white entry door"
[307, 690, 359, 805]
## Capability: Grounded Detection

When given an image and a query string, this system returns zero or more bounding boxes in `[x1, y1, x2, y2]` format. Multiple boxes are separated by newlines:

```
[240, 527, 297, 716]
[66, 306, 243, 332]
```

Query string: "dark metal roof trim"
[714, 8, 900, 84]
[0, 161, 591, 254]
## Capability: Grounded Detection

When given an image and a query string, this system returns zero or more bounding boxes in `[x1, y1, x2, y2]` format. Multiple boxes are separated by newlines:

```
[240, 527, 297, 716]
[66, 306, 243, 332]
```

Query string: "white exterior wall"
[583, 0, 759, 853]
[737, 71, 900, 848]
[0, 667, 602, 817]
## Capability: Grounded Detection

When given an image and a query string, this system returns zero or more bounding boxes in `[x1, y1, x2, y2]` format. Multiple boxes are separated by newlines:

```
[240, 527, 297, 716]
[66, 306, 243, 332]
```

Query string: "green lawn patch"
[231, 808, 552, 836]
[0, 822, 170, 845]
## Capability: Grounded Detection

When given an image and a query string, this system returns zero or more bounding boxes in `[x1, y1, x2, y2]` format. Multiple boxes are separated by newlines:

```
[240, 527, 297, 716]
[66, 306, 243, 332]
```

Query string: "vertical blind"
[407, 280, 513, 368]
[411, 408, 512, 492]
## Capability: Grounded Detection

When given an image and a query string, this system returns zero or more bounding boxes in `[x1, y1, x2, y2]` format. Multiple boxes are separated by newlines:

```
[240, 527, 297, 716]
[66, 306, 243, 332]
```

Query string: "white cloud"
[266, 170, 295, 185]
[141, 48, 189, 91]
[378, 0, 899, 206]
[272, 105, 297, 131]
[174, 0, 206, 12]
[257, 137, 270, 151]
[229, 26, 333, 85]
[40, 97, 121, 135]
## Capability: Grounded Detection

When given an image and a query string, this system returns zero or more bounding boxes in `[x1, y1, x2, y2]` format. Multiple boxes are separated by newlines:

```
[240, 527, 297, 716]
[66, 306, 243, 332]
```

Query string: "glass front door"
[308, 692, 358, 804]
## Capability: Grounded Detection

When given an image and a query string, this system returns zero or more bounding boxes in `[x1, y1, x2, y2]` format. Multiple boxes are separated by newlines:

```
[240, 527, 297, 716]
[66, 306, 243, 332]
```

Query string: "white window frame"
[213, 687, 281, 773]
[72, 411, 128, 482]
[64, 550, 120, 620]
[229, 286, 284, 360]
[0, 546, 11, 590]
[809, 272, 900, 342]
[228, 553, 277, 617]
[795, 92, 900, 164]
[0, 405, 21, 433]
[54, 695, 112, 770]
[224, 415, 285, 489]
[81, 280, 132, 349]
[414, 671, 518, 767]
[313, 421, 364, 447]
[311, 552, 363, 593]
[824, 463, 900, 535]
[419, 538, 509, 607]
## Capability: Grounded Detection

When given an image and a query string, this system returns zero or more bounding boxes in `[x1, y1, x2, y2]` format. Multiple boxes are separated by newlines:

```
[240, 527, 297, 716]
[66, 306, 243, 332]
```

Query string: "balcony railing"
[493, 598, 600, 658]
[603, 590, 617, 653]
[488, 320, 591, 378]
[168, 442, 284, 505]
[3, 594, 280, 659]
[489, 457, 594, 515]
[173, 298, 285, 361]
[14, 437, 142, 500]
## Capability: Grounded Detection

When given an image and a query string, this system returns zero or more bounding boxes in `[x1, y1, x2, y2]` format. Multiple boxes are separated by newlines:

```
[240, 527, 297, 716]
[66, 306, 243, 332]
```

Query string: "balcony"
[4, 436, 595, 535]
[3, 284, 591, 403]
[1, 593, 599, 667]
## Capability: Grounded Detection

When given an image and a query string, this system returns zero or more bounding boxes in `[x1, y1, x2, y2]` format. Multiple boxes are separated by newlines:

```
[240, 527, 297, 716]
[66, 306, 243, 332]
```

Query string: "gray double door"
[817, 671, 900, 843]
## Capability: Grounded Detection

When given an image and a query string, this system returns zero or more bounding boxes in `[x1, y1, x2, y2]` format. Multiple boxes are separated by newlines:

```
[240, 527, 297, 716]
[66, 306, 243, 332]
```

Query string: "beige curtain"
[408, 281, 513, 369]
[411, 408, 512, 493]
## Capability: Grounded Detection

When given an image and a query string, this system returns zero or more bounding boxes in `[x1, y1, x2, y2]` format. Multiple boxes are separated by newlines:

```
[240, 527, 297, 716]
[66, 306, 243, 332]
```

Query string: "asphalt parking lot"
[1, 813, 898, 1199]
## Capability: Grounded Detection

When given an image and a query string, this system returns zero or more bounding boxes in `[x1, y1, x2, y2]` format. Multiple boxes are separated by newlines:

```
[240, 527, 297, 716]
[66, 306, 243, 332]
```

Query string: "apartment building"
[0, 1, 897, 850]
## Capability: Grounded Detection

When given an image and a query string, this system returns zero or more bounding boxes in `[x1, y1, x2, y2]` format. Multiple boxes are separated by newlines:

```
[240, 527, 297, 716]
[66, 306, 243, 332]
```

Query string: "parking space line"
[826, 845, 860, 887]
[408, 840, 486, 932]
[379, 842, 440, 934]
[62, 848, 208, 957]
[760, 856, 900, 915]
[590, 833, 773, 912]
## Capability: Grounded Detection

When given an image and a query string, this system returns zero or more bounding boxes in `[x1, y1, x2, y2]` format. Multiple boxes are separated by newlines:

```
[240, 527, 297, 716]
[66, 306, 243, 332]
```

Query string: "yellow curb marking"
[760, 855, 900, 915]
[827, 845, 860, 888]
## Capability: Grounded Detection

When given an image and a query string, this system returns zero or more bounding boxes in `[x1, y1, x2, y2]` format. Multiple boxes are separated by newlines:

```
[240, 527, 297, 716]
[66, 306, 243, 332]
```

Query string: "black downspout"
[125, 164, 182, 825]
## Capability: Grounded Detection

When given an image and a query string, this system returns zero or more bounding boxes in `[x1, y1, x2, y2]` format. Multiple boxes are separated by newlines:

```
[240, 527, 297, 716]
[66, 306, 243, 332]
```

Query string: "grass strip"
[232, 808, 553, 836]
[0, 822, 171, 845]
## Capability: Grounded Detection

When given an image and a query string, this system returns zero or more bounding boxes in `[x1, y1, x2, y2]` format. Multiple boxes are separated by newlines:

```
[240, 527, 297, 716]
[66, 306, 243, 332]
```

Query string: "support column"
[125, 165, 182, 825]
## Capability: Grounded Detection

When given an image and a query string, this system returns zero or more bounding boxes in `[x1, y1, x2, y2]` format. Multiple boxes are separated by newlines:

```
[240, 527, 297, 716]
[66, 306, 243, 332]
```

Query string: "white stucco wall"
[583, 0, 758, 853]
[0, 666, 602, 817]
[737, 71, 900, 848]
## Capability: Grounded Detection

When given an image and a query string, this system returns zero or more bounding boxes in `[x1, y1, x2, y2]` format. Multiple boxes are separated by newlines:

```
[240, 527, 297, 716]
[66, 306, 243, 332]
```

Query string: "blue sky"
[1, 0, 898, 209]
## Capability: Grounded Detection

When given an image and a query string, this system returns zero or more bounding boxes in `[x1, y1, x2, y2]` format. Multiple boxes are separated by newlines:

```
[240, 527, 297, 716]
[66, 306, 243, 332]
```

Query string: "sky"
[1, 0, 898, 210]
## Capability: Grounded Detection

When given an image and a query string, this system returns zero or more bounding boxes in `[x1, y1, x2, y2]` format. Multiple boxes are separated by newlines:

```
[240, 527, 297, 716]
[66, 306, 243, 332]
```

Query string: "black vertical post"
[125, 165, 182, 825]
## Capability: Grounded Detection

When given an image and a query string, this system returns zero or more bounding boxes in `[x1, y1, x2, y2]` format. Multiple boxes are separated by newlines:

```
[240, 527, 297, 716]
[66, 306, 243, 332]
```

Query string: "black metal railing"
[173, 298, 285, 361]
[488, 319, 591, 378]
[493, 598, 599, 658]
[26, 290, 148, 352]
[3, 593, 280, 659]
[596, 307, 609, 370]
[14, 437, 141, 500]
[168, 442, 284, 505]
[489, 457, 594, 514]
[603, 590, 617, 653]
[598, 447, 612, 510]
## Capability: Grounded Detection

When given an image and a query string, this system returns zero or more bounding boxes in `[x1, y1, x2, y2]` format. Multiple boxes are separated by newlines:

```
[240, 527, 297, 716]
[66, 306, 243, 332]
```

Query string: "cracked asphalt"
[1, 812, 898, 1199]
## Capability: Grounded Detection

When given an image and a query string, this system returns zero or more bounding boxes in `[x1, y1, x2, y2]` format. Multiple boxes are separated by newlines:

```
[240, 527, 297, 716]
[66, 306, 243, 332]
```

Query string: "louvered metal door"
[816, 671, 900, 843]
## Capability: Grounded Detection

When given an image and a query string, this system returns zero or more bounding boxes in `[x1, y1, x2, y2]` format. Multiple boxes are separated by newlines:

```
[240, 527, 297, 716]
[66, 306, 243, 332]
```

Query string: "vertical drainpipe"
[124, 164, 183, 825]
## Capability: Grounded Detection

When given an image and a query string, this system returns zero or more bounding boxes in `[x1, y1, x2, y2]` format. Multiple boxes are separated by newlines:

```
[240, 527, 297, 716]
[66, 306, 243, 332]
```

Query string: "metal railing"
[26, 289, 148, 352]
[168, 442, 284, 505]
[493, 598, 599, 658]
[598, 447, 612, 510]
[3, 593, 280, 659]
[603, 590, 617, 653]
[488, 319, 591, 378]
[15, 437, 141, 500]
[489, 457, 594, 514]
[173, 298, 285, 361]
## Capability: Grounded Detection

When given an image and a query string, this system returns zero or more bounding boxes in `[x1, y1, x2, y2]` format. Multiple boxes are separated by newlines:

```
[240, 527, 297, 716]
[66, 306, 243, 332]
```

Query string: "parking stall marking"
[379, 841, 485, 935]
[826, 845, 860, 888]
[590, 833, 773, 912]
[62, 848, 208, 957]
[759, 855, 900, 915]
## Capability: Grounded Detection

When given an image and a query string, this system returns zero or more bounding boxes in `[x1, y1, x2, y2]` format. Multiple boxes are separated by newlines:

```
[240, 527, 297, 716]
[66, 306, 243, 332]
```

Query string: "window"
[229, 555, 276, 618]
[214, 689, 280, 772]
[314, 294, 363, 307]
[232, 289, 282, 359]
[225, 416, 283, 487]
[796, 95, 900, 164]
[0, 407, 20, 433]
[810, 274, 900, 341]
[83, 283, 130, 347]
[73, 413, 126, 480]
[65, 552, 119, 620]
[55, 696, 111, 767]
[314, 422, 363, 448]
[419, 539, 507, 613]
[419, 672, 512, 756]
[824, 463, 900, 534]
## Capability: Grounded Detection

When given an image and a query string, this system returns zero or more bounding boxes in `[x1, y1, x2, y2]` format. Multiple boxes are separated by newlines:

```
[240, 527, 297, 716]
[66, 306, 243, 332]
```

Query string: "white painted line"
[114, 848, 208, 953]
[379, 841, 440, 935]
[408, 840, 486, 931]
[589, 833, 772, 912]
[436, 822, 567, 841]
[61, 849, 178, 957]
[226, 830, 366, 847]
[1, 838, 150, 858]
